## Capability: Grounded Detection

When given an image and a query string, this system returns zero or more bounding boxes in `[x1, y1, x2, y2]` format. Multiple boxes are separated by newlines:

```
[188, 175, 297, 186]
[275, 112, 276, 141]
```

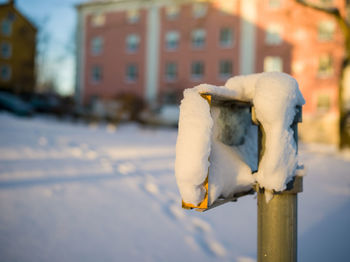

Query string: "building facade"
[76, 0, 347, 144]
[0, 0, 37, 94]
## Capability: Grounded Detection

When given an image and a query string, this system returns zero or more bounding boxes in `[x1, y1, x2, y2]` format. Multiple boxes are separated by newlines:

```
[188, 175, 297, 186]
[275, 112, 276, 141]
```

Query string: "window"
[166, 5, 180, 20]
[126, 34, 140, 53]
[7, 11, 16, 22]
[192, 29, 206, 49]
[292, 61, 305, 74]
[294, 29, 307, 41]
[317, 94, 331, 112]
[219, 28, 233, 47]
[1, 42, 11, 59]
[165, 31, 179, 50]
[217, 1, 235, 14]
[219, 60, 232, 79]
[191, 61, 204, 80]
[265, 24, 282, 45]
[165, 62, 177, 81]
[91, 65, 102, 83]
[91, 13, 105, 27]
[318, 54, 333, 77]
[91, 37, 103, 55]
[126, 64, 138, 82]
[0, 64, 11, 81]
[264, 56, 283, 72]
[318, 21, 335, 41]
[20, 26, 28, 36]
[268, 0, 281, 9]
[127, 9, 140, 24]
[192, 3, 208, 18]
[1, 20, 12, 36]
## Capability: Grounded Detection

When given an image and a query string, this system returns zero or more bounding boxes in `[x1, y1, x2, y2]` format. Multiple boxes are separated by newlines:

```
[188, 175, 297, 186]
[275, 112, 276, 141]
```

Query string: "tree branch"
[295, 0, 350, 60]
[295, 0, 341, 15]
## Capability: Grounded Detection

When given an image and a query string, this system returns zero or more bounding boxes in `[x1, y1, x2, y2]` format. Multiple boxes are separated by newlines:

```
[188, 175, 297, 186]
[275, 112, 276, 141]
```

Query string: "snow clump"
[175, 72, 305, 205]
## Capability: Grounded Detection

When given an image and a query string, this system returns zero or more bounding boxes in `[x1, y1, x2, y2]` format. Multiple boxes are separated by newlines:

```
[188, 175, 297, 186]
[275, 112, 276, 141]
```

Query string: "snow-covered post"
[175, 72, 305, 259]
[256, 107, 303, 262]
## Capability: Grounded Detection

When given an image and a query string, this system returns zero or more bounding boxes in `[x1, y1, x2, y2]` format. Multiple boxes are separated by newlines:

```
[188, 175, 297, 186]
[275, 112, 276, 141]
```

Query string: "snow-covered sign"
[175, 72, 305, 211]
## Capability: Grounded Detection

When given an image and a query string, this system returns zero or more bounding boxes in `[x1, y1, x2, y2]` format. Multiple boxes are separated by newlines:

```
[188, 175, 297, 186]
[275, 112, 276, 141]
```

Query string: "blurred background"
[0, 0, 349, 262]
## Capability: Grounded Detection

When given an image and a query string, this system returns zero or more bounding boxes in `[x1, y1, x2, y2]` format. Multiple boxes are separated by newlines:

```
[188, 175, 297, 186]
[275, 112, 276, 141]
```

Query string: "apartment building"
[76, 0, 347, 143]
[0, 0, 37, 94]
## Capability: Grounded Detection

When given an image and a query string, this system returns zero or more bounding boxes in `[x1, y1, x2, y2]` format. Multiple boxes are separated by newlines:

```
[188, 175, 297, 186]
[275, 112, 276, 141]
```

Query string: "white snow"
[175, 87, 213, 205]
[175, 72, 305, 205]
[251, 73, 305, 194]
[0, 113, 349, 262]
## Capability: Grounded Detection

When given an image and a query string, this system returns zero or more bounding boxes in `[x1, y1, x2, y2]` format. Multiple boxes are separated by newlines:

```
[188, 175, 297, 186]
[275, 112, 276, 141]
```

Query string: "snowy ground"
[0, 113, 349, 262]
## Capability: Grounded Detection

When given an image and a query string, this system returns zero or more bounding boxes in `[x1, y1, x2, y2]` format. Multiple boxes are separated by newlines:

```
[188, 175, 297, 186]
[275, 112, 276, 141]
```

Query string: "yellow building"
[0, 0, 36, 94]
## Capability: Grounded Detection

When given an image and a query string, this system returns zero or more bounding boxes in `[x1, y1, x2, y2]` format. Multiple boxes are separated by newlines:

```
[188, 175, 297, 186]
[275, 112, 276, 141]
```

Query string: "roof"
[0, 1, 37, 32]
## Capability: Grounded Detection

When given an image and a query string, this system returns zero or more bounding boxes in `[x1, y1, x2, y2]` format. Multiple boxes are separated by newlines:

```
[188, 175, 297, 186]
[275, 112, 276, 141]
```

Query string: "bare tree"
[35, 16, 58, 93]
[295, 0, 350, 148]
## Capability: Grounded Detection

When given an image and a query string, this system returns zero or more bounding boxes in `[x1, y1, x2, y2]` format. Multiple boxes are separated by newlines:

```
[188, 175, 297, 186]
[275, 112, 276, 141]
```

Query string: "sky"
[0, 0, 89, 95]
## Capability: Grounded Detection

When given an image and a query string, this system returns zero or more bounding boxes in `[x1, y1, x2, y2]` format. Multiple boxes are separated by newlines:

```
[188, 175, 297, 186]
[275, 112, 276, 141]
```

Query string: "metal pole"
[257, 177, 302, 262]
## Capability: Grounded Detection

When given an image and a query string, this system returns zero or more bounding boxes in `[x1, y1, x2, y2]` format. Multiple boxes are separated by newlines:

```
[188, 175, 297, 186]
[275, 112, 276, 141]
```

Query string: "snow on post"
[175, 72, 305, 207]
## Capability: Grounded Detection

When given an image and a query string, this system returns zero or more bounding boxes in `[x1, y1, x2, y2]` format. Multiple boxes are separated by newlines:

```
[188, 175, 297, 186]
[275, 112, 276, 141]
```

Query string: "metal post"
[257, 106, 303, 262]
[257, 177, 302, 262]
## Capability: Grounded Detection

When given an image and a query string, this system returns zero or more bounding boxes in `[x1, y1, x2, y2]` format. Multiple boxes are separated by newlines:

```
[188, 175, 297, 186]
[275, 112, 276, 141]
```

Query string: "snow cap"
[175, 72, 305, 205]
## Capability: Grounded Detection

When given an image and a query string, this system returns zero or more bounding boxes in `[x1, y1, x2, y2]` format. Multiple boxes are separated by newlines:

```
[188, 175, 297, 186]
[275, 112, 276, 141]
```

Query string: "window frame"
[126, 9, 140, 24]
[91, 13, 106, 27]
[1, 19, 12, 36]
[264, 56, 283, 72]
[318, 20, 335, 42]
[191, 29, 206, 49]
[192, 2, 208, 18]
[219, 60, 233, 79]
[91, 65, 103, 84]
[126, 63, 138, 82]
[316, 93, 331, 113]
[0, 42, 11, 59]
[165, 62, 177, 82]
[265, 24, 283, 45]
[166, 5, 180, 20]
[165, 31, 180, 51]
[91, 36, 103, 56]
[0, 64, 11, 81]
[191, 61, 205, 80]
[317, 54, 334, 78]
[268, 0, 282, 9]
[219, 27, 233, 48]
[126, 34, 140, 53]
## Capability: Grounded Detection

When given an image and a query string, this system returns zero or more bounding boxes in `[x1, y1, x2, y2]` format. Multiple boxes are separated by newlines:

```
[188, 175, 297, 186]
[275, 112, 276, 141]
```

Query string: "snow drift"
[175, 72, 305, 205]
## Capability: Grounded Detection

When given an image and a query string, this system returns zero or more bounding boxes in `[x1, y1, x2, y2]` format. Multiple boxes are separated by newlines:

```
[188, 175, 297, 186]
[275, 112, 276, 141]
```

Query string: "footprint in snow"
[38, 136, 48, 146]
[117, 163, 136, 175]
[106, 124, 117, 133]
[144, 182, 159, 195]
[86, 150, 98, 160]
[80, 143, 89, 150]
[189, 217, 227, 258]
[191, 217, 212, 233]
[100, 158, 113, 169]
[69, 147, 83, 157]
[236, 256, 256, 262]
[192, 231, 227, 258]
[169, 203, 186, 220]
[204, 238, 227, 258]
[184, 235, 200, 251]
[162, 201, 186, 221]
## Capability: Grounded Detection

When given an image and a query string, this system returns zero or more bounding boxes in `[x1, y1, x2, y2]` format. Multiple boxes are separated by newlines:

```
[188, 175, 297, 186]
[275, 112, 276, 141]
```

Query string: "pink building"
[76, 0, 347, 144]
